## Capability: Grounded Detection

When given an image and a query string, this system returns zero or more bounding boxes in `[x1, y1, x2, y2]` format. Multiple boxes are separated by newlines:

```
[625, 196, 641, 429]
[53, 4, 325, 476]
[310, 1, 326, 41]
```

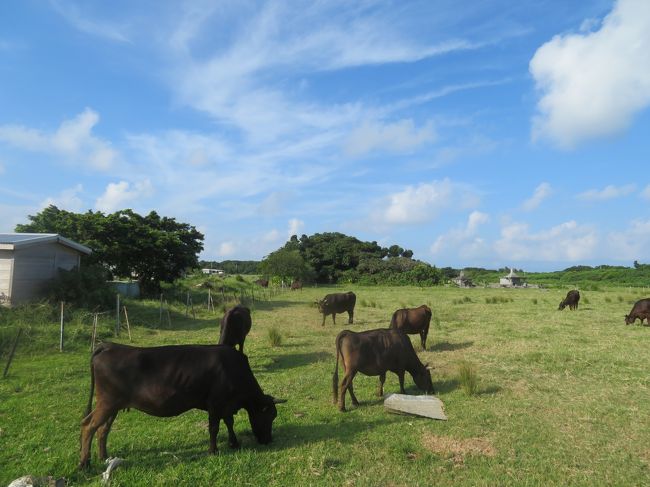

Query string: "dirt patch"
[422, 433, 496, 464]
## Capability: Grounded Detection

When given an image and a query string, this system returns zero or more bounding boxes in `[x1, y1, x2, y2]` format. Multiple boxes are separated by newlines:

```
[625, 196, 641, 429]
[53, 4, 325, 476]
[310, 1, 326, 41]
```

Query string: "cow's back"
[324, 292, 356, 313]
[390, 305, 431, 333]
[631, 298, 650, 314]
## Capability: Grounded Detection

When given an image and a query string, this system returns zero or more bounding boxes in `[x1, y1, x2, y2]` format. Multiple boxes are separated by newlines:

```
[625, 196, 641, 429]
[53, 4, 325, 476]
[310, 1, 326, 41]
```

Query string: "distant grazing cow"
[390, 305, 432, 350]
[255, 279, 269, 288]
[79, 343, 285, 469]
[290, 280, 302, 291]
[625, 298, 650, 325]
[558, 290, 580, 311]
[317, 292, 356, 326]
[219, 305, 252, 352]
[332, 328, 434, 412]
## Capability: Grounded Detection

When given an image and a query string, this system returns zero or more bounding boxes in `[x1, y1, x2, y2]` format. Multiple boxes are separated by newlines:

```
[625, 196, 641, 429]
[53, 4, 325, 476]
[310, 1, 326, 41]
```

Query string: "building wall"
[0, 250, 13, 304]
[10, 242, 81, 304]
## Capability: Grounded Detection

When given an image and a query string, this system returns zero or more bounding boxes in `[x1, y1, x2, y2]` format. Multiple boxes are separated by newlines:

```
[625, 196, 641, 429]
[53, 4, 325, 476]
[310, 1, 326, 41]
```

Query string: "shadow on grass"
[262, 351, 332, 371]
[429, 341, 473, 352]
[433, 378, 461, 394]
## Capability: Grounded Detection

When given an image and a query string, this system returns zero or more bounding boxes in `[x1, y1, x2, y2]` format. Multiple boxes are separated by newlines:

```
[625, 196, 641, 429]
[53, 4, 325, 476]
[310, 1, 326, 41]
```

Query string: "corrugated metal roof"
[0, 233, 92, 254]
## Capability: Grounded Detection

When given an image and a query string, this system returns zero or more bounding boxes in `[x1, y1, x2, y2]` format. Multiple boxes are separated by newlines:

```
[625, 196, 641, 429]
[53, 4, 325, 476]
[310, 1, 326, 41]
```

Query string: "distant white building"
[452, 270, 474, 288]
[202, 268, 224, 276]
[0, 233, 92, 306]
[499, 268, 525, 287]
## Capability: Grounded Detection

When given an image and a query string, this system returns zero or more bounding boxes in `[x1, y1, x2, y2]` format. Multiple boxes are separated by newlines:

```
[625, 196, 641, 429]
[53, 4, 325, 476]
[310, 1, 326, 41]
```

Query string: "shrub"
[45, 265, 114, 310]
[458, 361, 478, 396]
[531, 298, 538, 305]
[605, 297, 612, 303]
[268, 327, 282, 347]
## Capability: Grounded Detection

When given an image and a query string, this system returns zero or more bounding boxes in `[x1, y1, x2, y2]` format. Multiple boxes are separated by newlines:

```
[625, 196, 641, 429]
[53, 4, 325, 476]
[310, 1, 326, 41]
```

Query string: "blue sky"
[1, 0, 649, 271]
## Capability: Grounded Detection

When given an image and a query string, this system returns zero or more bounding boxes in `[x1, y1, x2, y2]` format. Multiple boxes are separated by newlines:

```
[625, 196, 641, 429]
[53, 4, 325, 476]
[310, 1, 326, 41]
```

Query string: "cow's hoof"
[78, 461, 90, 471]
[338, 406, 347, 412]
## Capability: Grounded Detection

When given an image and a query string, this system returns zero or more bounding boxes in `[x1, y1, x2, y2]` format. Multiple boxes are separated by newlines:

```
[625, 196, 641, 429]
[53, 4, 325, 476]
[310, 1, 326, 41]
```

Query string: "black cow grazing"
[79, 343, 285, 469]
[390, 305, 432, 350]
[332, 328, 434, 412]
[559, 290, 581, 310]
[317, 292, 356, 326]
[625, 298, 650, 325]
[290, 280, 302, 291]
[255, 279, 269, 288]
[219, 305, 252, 352]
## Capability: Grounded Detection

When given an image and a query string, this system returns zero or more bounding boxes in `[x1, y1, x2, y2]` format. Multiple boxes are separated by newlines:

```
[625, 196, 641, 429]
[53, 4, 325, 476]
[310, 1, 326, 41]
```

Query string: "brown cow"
[255, 279, 269, 288]
[290, 280, 302, 291]
[558, 290, 580, 310]
[79, 343, 285, 469]
[219, 305, 252, 352]
[317, 292, 356, 326]
[625, 298, 650, 325]
[390, 305, 432, 350]
[332, 328, 434, 412]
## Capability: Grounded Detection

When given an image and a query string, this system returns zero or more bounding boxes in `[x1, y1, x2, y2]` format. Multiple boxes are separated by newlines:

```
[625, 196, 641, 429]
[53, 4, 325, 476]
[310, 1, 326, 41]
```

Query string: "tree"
[16, 205, 204, 294]
[259, 249, 314, 283]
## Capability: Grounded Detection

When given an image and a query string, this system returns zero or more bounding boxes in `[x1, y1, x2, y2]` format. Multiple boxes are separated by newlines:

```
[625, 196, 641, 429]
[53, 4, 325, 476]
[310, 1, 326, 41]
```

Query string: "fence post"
[159, 293, 163, 327]
[3, 328, 23, 378]
[59, 301, 65, 352]
[90, 314, 98, 352]
[123, 306, 132, 341]
[115, 293, 121, 336]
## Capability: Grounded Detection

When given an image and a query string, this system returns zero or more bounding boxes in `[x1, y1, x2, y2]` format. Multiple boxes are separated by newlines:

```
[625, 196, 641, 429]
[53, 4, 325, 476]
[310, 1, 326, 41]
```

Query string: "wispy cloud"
[577, 184, 636, 201]
[50, 0, 131, 43]
[344, 119, 436, 157]
[431, 211, 490, 258]
[41, 184, 84, 212]
[522, 182, 552, 210]
[95, 180, 153, 213]
[0, 108, 119, 171]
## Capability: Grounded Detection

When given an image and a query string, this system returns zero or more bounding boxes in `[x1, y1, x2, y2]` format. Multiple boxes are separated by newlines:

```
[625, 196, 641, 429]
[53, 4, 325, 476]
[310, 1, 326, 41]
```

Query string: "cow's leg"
[321, 314, 326, 326]
[397, 371, 406, 394]
[97, 412, 118, 461]
[223, 415, 240, 449]
[79, 404, 115, 469]
[208, 412, 221, 454]
[338, 371, 356, 412]
[332, 313, 336, 325]
[348, 381, 360, 407]
[377, 373, 386, 397]
[348, 309, 353, 324]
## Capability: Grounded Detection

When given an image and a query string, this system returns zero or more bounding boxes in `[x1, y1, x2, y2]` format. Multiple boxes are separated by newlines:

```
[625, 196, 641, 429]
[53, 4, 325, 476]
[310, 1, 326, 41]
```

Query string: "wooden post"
[207, 289, 211, 310]
[115, 294, 121, 336]
[159, 293, 163, 327]
[165, 300, 172, 328]
[3, 328, 23, 378]
[123, 306, 132, 341]
[90, 314, 98, 352]
[190, 295, 196, 319]
[185, 291, 189, 317]
[59, 301, 65, 352]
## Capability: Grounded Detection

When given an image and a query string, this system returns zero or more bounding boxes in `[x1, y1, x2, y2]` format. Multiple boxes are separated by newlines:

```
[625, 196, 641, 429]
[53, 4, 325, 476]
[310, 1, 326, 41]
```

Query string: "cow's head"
[248, 395, 285, 444]
[413, 365, 435, 394]
[558, 300, 566, 310]
[624, 314, 632, 325]
[316, 299, 327, 313]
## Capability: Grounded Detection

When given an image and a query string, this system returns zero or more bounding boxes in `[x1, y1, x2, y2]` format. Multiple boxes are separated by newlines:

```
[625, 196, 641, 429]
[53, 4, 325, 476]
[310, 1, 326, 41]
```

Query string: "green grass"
[1, 285, 650, 486]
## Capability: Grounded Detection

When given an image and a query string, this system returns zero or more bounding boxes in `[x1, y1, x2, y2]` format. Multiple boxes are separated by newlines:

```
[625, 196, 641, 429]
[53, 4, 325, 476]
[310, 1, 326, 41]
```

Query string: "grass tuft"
[268, 327, 282, 347]
[458, 360, 478, 396]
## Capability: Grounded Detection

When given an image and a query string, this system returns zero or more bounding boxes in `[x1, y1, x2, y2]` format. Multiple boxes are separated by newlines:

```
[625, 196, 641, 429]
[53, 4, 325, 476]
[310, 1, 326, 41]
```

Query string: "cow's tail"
[83, 346, 103, 418]
[332, 333, 344, 403]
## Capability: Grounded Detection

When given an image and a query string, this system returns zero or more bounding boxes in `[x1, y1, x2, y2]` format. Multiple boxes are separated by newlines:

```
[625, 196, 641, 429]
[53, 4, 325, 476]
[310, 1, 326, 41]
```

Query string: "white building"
[499, 268, 525, 287]
[0, 233, 92, 306]
[202, 268, 224, 276]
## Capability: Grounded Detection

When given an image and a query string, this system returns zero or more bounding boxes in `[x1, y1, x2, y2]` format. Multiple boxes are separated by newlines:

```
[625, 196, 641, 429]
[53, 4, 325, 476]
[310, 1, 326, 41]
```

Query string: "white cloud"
[344, 119, 436, 157]
[288, 218, 304, 238]
[0, 108, 119, 170]
[95, 179, 153, 213]
[494, 220, 598, 261]
[218, 241, 236, 257]
[530, 0, 650, 148]
[577, 184, 636, 201]
[378, 179, 479, 225]
[41, 184, 84, 212]
[51, 0, 131, 43]
[431, 211, 490, 258]
[640, 185, 650, 200]
[522, 182, 552, 211]
[262, 229, 281, 243]
[607, 219, 650, 260]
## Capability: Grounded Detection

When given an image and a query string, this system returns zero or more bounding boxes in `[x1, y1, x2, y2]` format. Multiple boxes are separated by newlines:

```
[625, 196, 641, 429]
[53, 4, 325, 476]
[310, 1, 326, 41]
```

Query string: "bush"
[45, 265, 114, 310]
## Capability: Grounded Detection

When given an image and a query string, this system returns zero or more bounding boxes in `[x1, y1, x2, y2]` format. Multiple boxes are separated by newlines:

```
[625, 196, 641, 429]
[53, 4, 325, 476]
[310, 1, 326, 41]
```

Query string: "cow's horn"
[272, 397, 288, 404]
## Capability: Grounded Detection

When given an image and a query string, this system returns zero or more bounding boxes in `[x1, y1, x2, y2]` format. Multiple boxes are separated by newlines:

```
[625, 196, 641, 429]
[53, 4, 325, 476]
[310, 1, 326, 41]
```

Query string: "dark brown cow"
[255, 279, 269, 288]
[332, 328, 434, 412]
[317, 291, 356, 326]
[79, 343, 285, 469]
[390, 304, 432, 350]
[290, 280, 302, 291]
[559, 290, 580, 310]
[625, 298, 650, 325]
[219, 305, 252, 352]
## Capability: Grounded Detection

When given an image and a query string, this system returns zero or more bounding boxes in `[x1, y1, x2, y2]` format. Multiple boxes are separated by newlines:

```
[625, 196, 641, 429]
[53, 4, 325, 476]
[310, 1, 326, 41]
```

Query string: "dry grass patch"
[422, 433, 496, 464]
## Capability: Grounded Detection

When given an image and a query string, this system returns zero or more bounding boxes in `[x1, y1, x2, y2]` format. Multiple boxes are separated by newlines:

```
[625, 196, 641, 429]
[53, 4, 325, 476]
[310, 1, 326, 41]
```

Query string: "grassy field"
[1, 284, 650, 486]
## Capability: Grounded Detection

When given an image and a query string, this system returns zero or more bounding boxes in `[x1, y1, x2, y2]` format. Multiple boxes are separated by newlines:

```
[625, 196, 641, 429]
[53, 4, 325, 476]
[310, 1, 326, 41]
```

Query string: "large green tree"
[16, 205, 204, 293]
[259, 248, 315, 283]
